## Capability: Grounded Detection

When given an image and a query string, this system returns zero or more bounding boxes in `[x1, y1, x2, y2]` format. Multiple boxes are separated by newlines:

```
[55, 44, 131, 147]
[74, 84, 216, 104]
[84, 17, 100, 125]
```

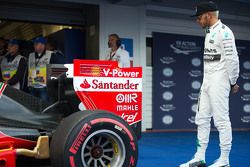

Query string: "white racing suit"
[195, 20, 239, 160]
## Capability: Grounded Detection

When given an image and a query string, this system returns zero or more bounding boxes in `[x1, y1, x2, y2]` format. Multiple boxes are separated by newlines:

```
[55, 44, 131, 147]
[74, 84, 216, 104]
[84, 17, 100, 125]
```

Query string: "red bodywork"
[73, 60, 142, 126]
[0, 132, 36, 167]
[0, 60, 142, 167]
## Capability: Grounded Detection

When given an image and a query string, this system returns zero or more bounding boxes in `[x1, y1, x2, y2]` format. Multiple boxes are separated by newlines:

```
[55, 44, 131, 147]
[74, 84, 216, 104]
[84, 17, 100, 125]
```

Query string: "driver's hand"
[231, 84, 240, 94]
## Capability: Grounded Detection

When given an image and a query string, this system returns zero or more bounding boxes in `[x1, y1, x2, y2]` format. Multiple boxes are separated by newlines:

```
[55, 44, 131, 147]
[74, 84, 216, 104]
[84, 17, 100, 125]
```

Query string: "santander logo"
[80, 79, 91, 88]
[80, 79, 139, 90]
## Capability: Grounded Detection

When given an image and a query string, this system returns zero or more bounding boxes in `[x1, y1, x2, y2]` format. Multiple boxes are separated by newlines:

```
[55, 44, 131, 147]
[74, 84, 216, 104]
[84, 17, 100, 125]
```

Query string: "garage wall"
[99, 4, 149, 131]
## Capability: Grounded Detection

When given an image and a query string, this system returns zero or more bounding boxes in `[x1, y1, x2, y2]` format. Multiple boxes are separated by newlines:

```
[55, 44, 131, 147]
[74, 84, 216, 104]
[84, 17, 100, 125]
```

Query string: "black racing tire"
[50, 110, 138, 167]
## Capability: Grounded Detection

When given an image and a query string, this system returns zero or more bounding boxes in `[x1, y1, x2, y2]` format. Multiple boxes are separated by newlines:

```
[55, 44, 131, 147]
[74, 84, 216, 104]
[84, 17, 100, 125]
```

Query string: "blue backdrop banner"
[152, 32, 250, 130]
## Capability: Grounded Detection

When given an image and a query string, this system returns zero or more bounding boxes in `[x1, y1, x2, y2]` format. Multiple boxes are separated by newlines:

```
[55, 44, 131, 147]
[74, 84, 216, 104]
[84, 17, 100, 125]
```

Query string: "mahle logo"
[170, 41, 201, 55]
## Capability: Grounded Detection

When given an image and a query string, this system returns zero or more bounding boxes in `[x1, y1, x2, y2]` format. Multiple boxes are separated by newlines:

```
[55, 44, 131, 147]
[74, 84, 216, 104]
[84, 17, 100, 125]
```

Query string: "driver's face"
[196, 13, 209, 28]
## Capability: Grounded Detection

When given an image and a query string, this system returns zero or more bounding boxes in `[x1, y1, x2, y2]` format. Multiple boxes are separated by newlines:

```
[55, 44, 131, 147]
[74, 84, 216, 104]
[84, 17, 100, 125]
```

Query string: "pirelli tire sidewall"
[50, 110, 138, 167]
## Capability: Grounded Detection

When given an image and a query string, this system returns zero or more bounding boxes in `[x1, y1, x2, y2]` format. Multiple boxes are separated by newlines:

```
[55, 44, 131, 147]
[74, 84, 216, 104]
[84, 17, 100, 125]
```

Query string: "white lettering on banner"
[74, 77, 142, 92]
[121, 112, 138, 123]
[103, 69, 140, 78]
[117, 105, 139, 111]
[116, 93, 138, 103]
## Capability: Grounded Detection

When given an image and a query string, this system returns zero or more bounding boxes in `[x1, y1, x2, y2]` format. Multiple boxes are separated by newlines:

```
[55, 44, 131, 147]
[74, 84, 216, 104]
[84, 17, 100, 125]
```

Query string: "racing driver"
[180, 1, 240, 167]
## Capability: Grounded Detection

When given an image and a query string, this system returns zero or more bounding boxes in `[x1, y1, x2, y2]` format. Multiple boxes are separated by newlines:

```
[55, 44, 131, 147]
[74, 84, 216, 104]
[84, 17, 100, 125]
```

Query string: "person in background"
[0, 39, 27, 90]
[180, 1, 239, 167]
[0, 38, 7, 62]
[28, 37, 53, 101]
[46, 40, 66, 64]
[106, 34, 130, 67]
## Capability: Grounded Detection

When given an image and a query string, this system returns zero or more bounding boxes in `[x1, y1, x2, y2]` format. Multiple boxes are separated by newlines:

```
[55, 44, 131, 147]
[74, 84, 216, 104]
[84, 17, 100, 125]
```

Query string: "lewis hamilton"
[180, 1, 240, 167]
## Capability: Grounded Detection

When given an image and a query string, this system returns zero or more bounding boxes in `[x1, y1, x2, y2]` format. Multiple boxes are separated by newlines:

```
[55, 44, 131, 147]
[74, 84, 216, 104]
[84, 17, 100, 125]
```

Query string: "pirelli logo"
[204, 54, 221, 61]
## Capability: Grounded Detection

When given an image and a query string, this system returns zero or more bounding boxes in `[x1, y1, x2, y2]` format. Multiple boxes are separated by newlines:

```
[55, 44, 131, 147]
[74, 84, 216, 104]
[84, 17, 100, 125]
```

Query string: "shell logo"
[91, 66, 101, 76]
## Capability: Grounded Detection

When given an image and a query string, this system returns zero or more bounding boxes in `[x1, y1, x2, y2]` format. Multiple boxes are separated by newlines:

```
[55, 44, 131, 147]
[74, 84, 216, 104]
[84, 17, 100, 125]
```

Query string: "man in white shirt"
[180, 1, 239, 167]
[106, 34, 130, 68]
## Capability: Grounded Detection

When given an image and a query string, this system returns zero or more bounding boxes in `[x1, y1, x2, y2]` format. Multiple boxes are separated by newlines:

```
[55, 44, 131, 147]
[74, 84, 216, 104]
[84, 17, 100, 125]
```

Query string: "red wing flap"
[0, 132, 37, 150]
[0, 149, 16, 167]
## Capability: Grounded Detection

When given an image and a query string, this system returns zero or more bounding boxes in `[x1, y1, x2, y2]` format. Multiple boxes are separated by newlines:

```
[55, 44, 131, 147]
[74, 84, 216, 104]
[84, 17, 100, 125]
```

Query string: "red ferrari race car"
[0, 60, 142, 167]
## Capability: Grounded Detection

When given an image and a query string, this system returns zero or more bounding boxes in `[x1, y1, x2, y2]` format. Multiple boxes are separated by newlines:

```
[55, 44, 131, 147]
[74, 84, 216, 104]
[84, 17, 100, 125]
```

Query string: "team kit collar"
[210, 19, 221, 30]
[206, 19, 221, 34]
